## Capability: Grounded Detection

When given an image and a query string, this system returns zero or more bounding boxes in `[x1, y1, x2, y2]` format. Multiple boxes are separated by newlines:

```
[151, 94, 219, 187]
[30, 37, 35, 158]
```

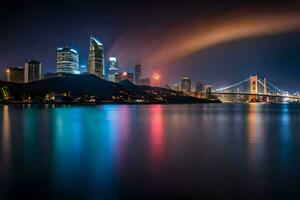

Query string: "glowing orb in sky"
[152, 73, 161, 81]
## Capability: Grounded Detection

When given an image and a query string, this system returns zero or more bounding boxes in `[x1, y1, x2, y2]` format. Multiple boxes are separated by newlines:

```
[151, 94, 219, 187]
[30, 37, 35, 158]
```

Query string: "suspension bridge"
[194, 75, 300, 103]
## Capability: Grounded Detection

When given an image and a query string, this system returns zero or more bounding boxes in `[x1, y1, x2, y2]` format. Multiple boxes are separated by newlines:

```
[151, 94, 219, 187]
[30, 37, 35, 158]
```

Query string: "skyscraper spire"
[87, 36, 105, 79]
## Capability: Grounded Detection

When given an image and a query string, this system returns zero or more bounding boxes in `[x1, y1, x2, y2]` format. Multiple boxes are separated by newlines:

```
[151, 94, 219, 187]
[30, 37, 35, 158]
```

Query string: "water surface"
[0, 104, 300, 199]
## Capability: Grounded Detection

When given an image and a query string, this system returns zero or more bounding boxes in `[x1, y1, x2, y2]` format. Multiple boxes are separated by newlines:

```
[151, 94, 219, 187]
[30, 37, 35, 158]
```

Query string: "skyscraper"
[135, 63, 142, 84]
[181, 77, 191, 93]
[107, 57, 119, 82]
[24, 60, 41, 82]
[195, 81, 204, 92]
[6, 67, 24, 83]
[88, 36, 105, 79]
[57, 47, 79, 74]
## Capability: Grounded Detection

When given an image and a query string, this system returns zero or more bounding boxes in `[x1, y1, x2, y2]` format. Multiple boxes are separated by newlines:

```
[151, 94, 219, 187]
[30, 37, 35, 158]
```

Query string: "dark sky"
[1, 0, 300, 91]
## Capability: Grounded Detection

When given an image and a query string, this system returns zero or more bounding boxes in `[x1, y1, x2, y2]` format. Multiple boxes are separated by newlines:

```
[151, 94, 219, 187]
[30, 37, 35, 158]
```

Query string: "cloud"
[108, 5, 300, 71]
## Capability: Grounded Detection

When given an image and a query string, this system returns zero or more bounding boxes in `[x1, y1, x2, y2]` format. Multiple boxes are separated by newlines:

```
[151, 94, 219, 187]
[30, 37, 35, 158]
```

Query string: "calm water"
[0, 104, 300, 199]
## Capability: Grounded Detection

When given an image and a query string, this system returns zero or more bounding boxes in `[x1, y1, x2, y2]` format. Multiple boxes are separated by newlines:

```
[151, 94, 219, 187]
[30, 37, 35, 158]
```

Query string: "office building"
[57, 47, 79, 74]
[6, 67, 24, 83]
[107, 57, 119, 82]
[205, 85, 212, 93]
[172, 84, 179, 91]
[24, 60, 41, 82]
[195, 81, 204, 92]
[115, 72, 134, 83]
[135, 63, 142, 84]
[88, 36, 105, 79]
[205, 85, 212, 99]
[181, 77, 191, 92]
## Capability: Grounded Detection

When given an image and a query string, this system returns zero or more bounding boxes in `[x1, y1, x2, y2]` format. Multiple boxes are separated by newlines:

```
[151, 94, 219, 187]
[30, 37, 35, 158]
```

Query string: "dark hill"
[0, 74, 120, 98]
[0, 74, 220, 103]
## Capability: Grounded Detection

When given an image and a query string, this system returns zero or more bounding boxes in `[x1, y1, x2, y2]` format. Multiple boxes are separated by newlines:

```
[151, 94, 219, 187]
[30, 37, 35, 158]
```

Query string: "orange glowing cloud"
[152, 73, 161, 81]
[109, 5, 300, 71]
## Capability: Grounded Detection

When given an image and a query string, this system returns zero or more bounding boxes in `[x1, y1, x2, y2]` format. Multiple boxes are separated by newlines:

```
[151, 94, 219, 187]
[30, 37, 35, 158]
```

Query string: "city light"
[152, 73, 161, 81]
[109, 57, 117, 62]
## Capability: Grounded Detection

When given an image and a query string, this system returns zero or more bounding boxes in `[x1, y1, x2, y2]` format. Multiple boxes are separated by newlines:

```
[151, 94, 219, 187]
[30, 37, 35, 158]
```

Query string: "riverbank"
[0, 98, 221, 105]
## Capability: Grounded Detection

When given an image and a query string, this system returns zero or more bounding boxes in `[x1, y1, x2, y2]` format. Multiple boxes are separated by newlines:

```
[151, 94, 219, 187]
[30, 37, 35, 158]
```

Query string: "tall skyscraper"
[135, 63, 142, 84]
[88, 36, 105, 79]
[195, 81, 204, 92]
[6, 67, 24, 83]
[24, 60, 42, 82]
[107, 57, 119, 82]
[57, 47, 79, 74]
[181, 77, 191, 93]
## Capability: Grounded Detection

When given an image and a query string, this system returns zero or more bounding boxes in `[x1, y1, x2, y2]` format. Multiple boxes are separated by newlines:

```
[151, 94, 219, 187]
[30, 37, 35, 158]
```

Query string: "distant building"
[195, 81, 204, 92]
[172, 84, 179, 91]
[181, 77, 191, 92]
[165, 84, 172, 89]
[139, 78, 151, 85]
[205, 85, 212, 99]
[43, 72, 57, 79]
[107, 57, 119, 82]
[24, 60, 41, 82]
[135, 63, 142, 84]
[6, 67, 24, 83]
[88, 36, 105, 79]
[57, 46, 79, 74]
[205, 85, 212, 93]
[115, 72, 134, 83]
[79, 65, 87, 74]
[43, 72, 75, 80]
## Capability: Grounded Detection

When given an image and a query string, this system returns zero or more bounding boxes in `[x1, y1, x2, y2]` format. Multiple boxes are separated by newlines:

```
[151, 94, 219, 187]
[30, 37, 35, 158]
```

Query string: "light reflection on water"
[0, 104, 300, 199]
[1, 105, 11, 180]
[150, 105, 164, 173]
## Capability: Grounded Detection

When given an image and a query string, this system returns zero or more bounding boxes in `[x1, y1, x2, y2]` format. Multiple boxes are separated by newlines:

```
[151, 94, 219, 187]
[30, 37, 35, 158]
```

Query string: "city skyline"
[1, 34, 209, 91]
[2, 2, 300, 199]
[1, 1, 300, 91]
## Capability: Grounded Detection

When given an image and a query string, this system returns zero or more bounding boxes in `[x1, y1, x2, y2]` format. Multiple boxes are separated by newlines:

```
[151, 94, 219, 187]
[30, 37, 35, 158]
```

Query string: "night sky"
[1, 0, 300, 91]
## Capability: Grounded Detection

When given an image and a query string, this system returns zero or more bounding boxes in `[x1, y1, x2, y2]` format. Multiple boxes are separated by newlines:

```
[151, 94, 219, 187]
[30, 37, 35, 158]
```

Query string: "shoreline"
[0, 100, 221, 105]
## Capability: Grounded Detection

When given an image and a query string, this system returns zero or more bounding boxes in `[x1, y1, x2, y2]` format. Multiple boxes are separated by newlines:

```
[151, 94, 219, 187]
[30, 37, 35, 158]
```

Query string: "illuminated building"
[88, 36, 105, 79]
[24, 60, 41, 82]
[57, 46, 79, 74]
[181, 77, 191, 92]
[172, 84, 179, 91]
[115, 71, 134, 82]
[195, 81, 204, 92]
[6, 67, 24, 83]
[205, 85, 212, 99]
[0, 86, 9, 100]
[205, 85, 212, 93]
[135, 63, 142, 84]
[107, 57, 119, 82]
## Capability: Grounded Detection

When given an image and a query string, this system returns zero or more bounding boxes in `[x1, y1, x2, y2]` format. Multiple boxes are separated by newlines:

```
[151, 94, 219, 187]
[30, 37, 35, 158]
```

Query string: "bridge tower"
[249, 75, 258, 102]
[263, 78, 268, 102]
